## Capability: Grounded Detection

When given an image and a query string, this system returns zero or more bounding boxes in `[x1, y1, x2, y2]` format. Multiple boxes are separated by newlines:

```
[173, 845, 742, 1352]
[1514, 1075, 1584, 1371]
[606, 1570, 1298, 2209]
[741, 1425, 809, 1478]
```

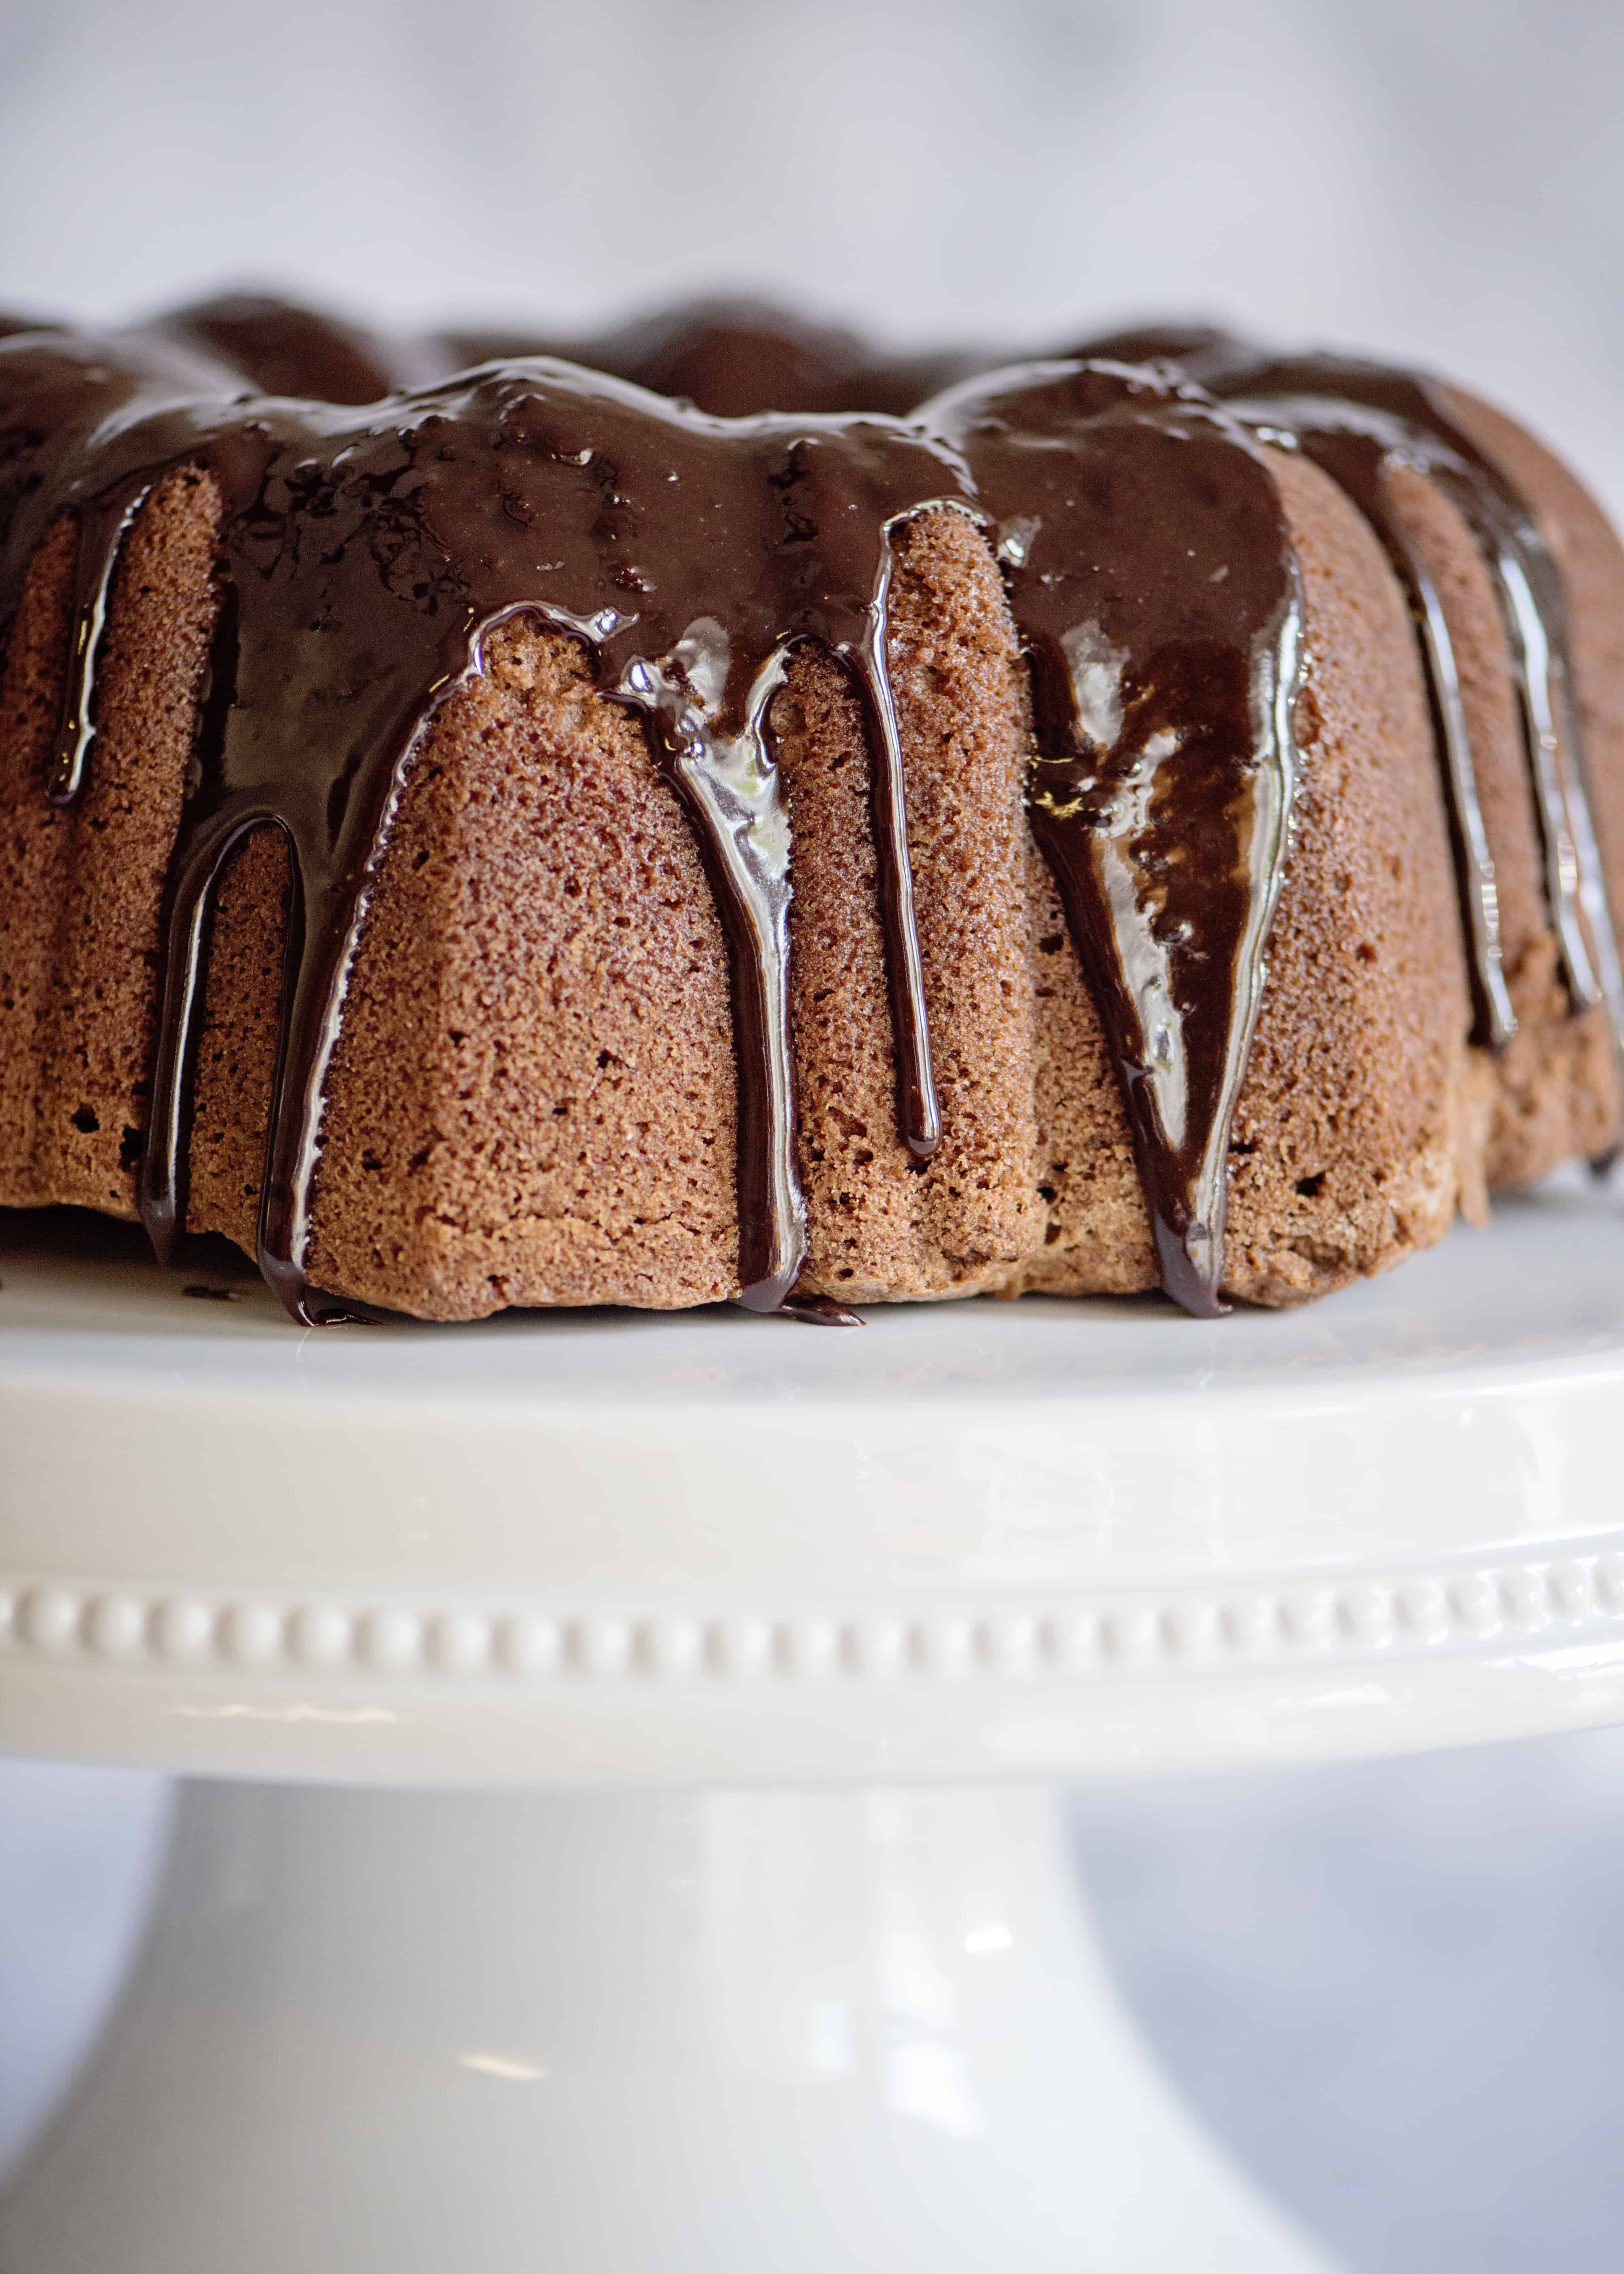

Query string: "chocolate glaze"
[1097, 334, 1624, 1067]
[928, 362, 1303, 1314]
[1224, 359, 1624, 1071]
[7, 297, 1611, 1325]
[1231, 395, 1516, 1048]
[780, 1291, 865, 1326]
[155, 292, 419, 407]
[2, 328, 967, 1320]
[429, 303, 1624, 1081]
[438, 298, 981, 422]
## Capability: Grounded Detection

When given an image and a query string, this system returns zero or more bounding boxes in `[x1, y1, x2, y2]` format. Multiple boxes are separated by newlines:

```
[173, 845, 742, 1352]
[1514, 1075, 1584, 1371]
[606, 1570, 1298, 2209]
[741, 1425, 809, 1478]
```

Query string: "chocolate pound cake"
[1, 298, 1619, 1325]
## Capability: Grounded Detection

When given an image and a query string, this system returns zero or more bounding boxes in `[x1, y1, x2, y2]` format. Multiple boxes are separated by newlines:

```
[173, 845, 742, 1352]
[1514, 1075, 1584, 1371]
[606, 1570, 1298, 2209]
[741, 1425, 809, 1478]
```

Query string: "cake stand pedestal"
[4, 1177, 1624, 2272]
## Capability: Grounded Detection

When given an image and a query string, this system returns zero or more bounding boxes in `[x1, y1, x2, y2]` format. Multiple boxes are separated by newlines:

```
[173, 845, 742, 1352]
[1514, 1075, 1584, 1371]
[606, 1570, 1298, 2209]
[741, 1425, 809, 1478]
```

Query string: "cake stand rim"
[5, 1184, 1624, 1782]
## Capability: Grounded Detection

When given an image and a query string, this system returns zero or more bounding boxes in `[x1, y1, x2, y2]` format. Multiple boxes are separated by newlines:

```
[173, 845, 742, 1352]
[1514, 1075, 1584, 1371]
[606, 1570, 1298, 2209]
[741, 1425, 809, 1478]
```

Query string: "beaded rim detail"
[5, 1542, 1624, 1687]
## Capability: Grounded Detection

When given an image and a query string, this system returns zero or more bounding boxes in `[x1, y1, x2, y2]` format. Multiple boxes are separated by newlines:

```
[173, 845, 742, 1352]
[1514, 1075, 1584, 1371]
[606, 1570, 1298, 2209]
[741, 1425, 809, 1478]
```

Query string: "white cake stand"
[4, 1175, 1624, 2273]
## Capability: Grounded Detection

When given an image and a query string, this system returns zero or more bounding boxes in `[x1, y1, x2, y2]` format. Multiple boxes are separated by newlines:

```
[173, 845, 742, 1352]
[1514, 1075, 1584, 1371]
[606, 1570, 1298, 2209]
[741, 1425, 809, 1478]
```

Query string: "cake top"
[0, 296, 1611, 1323]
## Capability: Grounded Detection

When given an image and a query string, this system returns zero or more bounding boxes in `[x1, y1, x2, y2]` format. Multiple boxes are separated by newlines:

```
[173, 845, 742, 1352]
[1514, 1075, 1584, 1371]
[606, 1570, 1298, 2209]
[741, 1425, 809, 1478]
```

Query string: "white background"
[2, 0, 1623, 516]
[4, 0, 1624, 2263]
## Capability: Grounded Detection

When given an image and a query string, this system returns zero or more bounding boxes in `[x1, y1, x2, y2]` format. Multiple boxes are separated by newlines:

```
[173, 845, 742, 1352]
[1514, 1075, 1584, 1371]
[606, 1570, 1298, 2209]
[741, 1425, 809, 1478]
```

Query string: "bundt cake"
[1, 295, 1620, 1325]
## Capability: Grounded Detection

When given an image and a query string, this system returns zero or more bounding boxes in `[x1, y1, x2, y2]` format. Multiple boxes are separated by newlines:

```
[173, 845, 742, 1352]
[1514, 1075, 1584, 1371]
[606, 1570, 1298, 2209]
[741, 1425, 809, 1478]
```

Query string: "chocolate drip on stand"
[778, 1290, 864, 1325]
[926, 363, 1306, 1316]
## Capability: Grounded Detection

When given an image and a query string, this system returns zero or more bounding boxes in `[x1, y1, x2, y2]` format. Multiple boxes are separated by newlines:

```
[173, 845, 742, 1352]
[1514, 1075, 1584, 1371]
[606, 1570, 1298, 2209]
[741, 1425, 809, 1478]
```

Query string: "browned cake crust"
[189, 510, 1051, 1316]
[775, 511, 1042, 1302]
[2, 445, 1495, 1317]
[2, 330, 1620, 1321]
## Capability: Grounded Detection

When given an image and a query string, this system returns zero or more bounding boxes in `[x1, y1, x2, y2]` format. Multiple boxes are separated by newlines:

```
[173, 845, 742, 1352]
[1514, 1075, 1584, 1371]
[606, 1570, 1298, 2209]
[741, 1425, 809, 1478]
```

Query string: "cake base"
[0, 1781, 1333, 2274]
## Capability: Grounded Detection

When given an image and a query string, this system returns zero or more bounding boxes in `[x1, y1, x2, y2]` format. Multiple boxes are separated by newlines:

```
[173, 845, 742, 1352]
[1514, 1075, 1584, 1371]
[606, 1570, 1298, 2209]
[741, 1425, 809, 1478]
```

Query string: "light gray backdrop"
[3, 1, 1624, 2266]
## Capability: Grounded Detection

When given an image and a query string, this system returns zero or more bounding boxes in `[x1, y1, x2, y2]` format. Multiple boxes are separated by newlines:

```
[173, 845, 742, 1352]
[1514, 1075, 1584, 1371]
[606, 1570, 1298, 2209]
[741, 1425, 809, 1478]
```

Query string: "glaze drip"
[928, 362, 1303, 1314]
[1218, 395, 1516, 1048]
[47, 480, 154, 808]
[1142, 342, 1624, 1069]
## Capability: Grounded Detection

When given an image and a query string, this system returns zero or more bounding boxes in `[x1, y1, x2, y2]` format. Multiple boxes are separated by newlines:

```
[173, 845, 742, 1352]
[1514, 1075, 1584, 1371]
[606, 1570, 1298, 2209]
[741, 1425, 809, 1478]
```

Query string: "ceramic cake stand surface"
[4, 1177, 1624, 2273]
